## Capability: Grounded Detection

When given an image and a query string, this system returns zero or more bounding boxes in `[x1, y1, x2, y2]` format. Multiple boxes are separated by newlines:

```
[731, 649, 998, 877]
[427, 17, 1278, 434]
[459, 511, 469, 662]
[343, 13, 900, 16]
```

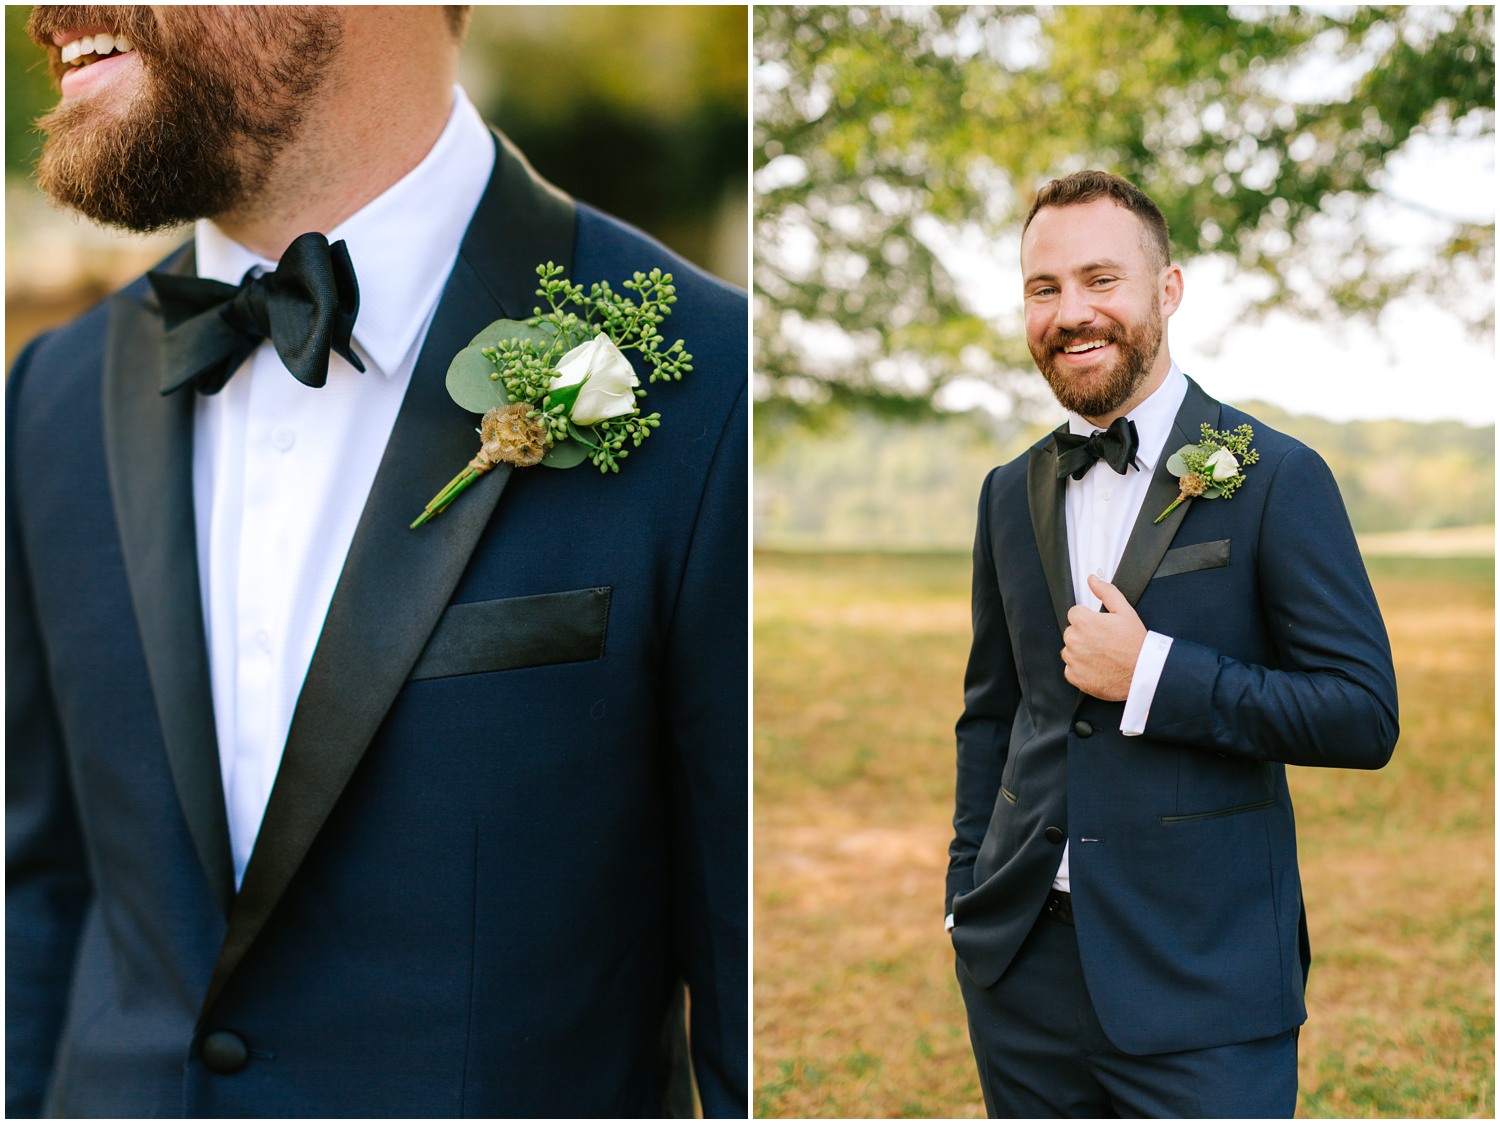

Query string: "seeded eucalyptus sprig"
[1155, 422, 1259, 523]
[411, 263, 693, 528]
[480, 264, 690, 472]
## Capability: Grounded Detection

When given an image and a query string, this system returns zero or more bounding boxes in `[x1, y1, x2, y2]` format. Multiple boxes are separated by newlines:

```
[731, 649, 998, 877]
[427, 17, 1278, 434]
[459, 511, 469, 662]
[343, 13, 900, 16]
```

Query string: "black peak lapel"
[1110, 376, 1221, 606]
[102, 248, 236, 918]
[200, 130, 578, 1019]
[1027, 427, 1074, 639]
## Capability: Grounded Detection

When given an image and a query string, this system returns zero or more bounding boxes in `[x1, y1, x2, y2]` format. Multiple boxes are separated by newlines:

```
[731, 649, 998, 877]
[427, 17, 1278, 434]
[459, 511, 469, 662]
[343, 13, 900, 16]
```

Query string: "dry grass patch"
[754, 551, 1493, 1119]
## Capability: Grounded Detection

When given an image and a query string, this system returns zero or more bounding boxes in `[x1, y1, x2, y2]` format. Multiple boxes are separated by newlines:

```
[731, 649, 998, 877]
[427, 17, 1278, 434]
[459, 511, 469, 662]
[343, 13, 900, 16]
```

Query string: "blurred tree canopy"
[754, 5, 1494, 423]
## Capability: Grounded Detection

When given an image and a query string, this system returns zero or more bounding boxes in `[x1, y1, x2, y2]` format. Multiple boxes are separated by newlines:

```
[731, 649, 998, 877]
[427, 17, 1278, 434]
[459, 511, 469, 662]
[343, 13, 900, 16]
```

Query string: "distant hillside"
[754, 405, 1493, 550]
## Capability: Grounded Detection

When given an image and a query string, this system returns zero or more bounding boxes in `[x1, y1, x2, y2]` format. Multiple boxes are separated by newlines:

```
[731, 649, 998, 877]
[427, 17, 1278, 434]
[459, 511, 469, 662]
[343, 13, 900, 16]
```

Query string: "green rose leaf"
[544, 375, 588, 416]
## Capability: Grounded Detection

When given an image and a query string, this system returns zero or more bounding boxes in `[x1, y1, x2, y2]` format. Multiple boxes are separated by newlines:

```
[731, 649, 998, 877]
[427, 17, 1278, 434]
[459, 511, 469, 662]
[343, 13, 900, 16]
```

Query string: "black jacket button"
[202, 1030, 249, 1074]
[1073, 720, 1093, 737]
[1044, 826, 1065, 844]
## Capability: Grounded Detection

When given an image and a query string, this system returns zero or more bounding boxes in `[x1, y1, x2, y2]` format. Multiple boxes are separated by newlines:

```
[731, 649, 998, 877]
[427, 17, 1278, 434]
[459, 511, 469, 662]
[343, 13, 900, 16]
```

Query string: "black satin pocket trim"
[1153, 538, 1231, 580]
[1160, 797, 1275, 825]
[409, 586, 611, 680]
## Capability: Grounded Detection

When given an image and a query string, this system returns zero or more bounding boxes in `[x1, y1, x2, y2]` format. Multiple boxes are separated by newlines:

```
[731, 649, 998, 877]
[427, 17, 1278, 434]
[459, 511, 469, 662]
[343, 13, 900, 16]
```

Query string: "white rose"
[1206, 446, 1240, 481]
[549, 332, 640, 427]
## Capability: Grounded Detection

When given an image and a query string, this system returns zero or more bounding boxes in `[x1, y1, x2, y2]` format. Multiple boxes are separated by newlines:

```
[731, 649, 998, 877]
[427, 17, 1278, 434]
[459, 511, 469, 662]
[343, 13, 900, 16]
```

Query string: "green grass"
[754, 550, 1493, 1118]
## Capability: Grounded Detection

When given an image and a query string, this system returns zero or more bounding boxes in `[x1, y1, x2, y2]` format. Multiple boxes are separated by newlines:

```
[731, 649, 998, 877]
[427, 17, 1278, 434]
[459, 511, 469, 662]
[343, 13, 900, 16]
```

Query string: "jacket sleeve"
[1145, 444, 1399, 769]
[661, 382, 748, 1118]
[948, 469, 1023, 913]
[6, 340, 93, 1117]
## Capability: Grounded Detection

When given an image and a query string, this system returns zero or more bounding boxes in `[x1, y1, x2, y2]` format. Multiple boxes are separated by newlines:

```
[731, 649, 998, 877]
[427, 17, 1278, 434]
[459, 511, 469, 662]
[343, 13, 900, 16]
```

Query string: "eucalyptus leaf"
[464, 318, 559, 352]
[541, 439, 589, 469]
[445, 346, 508, 414]
[1165, 450, 1189, 476]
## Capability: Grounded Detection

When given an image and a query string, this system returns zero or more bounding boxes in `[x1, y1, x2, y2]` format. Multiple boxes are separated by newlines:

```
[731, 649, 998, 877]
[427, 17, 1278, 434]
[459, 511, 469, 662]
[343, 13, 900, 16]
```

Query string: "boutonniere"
[411, 263, 691, 529]
[1154, 422, 1259, 523]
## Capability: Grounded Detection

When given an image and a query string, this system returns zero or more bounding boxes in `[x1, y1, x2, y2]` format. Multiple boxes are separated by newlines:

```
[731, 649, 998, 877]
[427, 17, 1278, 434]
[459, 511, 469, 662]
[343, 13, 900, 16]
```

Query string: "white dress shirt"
[1052, 362, 1186, 891]
[192, 87, 496, 887]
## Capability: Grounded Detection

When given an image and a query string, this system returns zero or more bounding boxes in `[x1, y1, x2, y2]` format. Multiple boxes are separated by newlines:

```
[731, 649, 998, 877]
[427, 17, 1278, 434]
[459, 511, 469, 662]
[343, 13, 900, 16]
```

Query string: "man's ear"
[1160, 263, 1184, 319]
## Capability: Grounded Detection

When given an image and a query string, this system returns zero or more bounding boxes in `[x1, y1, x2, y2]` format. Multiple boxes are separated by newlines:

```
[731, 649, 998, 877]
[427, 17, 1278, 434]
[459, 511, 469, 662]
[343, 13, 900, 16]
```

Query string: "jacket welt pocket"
[1154, 538, 1231, 580]
[1160, 797, 1275, 825]
[409, 587, 611, 680]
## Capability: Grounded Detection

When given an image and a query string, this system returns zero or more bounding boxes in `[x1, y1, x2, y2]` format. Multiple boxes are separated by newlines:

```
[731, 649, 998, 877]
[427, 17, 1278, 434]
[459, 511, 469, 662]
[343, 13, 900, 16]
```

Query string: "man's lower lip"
[58, 50, 137, 99]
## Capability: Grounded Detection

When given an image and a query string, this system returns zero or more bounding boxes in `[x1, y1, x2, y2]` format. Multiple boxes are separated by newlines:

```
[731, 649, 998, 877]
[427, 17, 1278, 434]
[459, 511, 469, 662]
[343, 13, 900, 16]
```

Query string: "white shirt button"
[254, 629, 271, 652]
[271, 428, 296, 452]
[1101, 488, 1113, 501]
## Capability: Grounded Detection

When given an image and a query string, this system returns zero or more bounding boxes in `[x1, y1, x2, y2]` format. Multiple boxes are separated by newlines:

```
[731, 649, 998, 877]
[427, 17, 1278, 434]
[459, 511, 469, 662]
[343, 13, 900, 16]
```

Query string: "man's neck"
[210, 12, 459, 260]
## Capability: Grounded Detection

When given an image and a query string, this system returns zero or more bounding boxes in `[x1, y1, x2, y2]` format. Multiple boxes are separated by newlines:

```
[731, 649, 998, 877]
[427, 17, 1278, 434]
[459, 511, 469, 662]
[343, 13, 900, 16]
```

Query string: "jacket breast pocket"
[408, 587, 611, 680]
[1153, 538, 1230, 580]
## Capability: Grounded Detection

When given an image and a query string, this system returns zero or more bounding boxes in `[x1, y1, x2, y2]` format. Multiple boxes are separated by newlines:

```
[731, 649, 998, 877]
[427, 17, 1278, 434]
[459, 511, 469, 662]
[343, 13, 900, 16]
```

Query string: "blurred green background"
[5, 5, 747, 365]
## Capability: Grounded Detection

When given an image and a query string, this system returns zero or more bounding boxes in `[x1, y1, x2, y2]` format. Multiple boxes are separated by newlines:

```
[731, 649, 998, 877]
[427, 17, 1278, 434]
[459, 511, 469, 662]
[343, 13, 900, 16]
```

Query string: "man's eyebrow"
[1023, 259, 1129, 286]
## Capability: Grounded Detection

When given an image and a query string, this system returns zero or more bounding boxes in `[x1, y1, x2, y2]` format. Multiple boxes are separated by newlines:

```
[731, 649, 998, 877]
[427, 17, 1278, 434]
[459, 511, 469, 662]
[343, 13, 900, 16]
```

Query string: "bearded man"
[946, 170, 1397, 1117]
[7, 6, 746, 1117]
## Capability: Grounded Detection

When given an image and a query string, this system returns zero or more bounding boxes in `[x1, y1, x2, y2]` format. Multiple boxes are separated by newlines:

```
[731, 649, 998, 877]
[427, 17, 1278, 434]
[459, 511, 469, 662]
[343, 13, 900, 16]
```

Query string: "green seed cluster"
[480, 263, 691, 472]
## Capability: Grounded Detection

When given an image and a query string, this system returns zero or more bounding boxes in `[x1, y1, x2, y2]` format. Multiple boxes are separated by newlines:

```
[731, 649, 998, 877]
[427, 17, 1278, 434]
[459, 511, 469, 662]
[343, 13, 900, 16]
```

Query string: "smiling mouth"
[1061, 339, 1111, 355]
[58, 31, 135, 68]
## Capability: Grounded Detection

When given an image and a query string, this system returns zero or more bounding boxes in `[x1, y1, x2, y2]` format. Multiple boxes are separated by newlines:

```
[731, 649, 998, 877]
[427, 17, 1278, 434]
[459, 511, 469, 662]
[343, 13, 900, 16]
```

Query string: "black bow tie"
[149, 231, 365, 396]
[1054, 416, 1140, 480]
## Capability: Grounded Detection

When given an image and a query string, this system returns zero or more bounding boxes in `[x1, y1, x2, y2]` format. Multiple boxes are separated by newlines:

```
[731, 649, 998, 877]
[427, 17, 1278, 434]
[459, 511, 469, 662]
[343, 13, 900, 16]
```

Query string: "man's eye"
[1091, 276, 1117, 286]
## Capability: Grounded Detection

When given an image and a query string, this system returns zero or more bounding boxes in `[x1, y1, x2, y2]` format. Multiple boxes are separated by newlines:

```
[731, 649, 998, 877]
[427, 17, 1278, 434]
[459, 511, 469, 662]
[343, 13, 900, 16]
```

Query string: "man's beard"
[1030, 303, 1164, 419]
[28, 5, 339, 232]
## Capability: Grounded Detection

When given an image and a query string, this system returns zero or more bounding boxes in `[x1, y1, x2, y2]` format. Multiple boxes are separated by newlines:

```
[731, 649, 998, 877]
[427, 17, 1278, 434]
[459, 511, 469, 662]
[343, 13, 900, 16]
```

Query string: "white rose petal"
[549, 332, 641, 427]
[1206, 446, 1240, 481]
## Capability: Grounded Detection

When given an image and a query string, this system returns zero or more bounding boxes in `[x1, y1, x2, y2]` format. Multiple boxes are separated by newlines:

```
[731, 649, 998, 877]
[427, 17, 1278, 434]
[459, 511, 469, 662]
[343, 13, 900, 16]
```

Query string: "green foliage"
[755, 5, 1495, 417]
[481, 265, 686, 473]
[5, 7, 51, 181]
[754, 406, 1493, 548]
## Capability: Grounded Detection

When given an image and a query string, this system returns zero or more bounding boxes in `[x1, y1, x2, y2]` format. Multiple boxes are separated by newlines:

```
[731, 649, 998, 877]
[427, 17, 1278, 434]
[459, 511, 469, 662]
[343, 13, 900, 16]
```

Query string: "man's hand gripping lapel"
[1061, 573, 1147, 702]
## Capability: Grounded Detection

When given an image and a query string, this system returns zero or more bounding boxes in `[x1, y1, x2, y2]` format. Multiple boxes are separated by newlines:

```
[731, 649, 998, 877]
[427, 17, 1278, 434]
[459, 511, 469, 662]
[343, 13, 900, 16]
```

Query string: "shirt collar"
[1065, 361, 1188, 474]
[193, 85, 496, 380]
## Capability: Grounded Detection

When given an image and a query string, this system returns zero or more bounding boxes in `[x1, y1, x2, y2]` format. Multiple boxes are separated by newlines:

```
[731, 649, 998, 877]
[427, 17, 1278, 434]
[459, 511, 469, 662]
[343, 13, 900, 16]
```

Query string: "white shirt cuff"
[1121, 630, 1173, 736]
[945, 912, 955, 932]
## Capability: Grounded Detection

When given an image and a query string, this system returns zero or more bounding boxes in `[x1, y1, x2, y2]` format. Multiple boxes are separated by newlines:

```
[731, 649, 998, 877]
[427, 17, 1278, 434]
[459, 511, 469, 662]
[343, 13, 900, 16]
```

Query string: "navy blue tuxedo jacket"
[7, 131, 747, 1117]
[948, 377, 1397, 1055]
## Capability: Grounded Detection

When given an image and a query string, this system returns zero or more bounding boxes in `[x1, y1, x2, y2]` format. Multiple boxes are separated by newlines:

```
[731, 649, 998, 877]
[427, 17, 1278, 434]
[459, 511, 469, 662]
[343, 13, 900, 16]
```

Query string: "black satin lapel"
[1027, 430, 1074, 639]
[1110, 377, 1221, 606]
[102, 249, 236, 917]
[200, 130, 578, 1019]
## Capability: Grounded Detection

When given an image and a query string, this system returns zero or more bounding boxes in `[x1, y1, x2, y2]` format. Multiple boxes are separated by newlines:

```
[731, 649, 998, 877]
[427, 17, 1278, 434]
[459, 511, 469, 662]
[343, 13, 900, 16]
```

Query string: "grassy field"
[753, 550, 1493, 1118]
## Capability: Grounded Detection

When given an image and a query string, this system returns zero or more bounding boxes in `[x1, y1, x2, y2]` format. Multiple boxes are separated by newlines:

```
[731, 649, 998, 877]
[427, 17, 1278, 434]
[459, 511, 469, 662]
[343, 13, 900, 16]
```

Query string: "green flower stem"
[1154, 494, 1187, 524]
[410, 462, 488, 529]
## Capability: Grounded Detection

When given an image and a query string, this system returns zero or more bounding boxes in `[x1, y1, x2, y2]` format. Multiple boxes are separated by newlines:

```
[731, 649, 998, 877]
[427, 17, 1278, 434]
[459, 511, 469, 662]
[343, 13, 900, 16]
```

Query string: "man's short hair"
[444, 6, 472, 38]
[1022, 170, 1172, 271]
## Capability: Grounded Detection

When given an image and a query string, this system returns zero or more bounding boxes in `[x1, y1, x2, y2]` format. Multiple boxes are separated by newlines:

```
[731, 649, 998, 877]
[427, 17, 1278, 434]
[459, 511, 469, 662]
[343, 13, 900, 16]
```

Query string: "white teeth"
[59, 31, 134, 67]
[1063, 340, 1108, 354]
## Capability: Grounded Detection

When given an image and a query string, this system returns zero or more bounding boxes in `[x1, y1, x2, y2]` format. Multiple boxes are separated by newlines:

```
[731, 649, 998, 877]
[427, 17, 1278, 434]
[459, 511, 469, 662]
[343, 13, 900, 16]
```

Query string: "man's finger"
[1087, 573, 1136, 618]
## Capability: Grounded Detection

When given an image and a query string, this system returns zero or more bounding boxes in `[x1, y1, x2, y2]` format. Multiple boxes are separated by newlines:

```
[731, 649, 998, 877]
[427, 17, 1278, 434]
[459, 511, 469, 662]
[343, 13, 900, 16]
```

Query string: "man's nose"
[1054, 283, 1095, 330]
